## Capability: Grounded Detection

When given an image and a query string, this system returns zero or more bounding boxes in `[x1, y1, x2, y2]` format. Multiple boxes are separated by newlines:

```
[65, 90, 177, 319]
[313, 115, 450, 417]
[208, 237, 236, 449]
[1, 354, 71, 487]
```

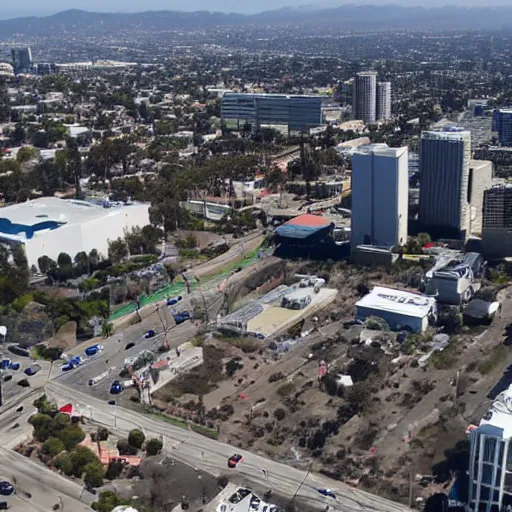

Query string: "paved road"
[47, 381, 411, 512]
[0, 446, 94, 512]
[55, 318, 196, 399]
[0, 391, 95, 512]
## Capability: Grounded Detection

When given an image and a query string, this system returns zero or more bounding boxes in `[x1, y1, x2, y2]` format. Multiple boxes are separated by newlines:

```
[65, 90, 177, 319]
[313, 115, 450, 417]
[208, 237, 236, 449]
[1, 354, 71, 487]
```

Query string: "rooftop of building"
[422, 128, 471, 141]
[469, 159, 492, 170]
[222, 92, 322, 99]
[479, 384, 512, 438]
[353, 143, 407, 158]
[356, 286, 436, 318]
[0, 197, 147, 240]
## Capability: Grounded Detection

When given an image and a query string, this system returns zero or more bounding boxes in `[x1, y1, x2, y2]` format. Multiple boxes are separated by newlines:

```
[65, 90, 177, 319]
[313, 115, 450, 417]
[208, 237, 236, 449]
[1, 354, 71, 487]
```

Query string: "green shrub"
[42, 437, 65, 457]
[145, 438, 163, 456]
[276, 382, 295, 397]
[127, 429, 145, 449]
[84, 462, 105, 488]
[56, 426, 86, 451]
[117, 439, 138, 456]
[274, 408, 286, 421]
[70, 446, 100, 478]
[54, 452, 73, 475]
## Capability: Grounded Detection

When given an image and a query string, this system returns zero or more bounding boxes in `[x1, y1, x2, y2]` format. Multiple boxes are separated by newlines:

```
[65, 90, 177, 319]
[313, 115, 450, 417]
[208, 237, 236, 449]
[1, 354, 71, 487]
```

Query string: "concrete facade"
[351, 144, 409, 250]
[0, 197, 150, 270]
[419, 128, 472, 238]
[482, 184, 512, 258]
[377, 81, 392, 120]
[353, 71, 377, 124]
[468, 159, 494, 235]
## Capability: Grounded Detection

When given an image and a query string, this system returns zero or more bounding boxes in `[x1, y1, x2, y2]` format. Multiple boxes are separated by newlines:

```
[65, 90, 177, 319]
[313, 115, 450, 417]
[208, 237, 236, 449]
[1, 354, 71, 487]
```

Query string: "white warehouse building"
[355, 286, 437, 332]
[0, 197, 151, 270]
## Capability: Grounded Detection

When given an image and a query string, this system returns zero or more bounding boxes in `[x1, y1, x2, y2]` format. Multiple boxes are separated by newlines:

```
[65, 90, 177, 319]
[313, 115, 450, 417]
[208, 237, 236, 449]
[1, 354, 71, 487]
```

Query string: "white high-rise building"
[351, 144, 409, 250]
[419, 128, 472, 238]
[353, 71, 377, 124]
[377, 82, 392, 120]
[468, 383, 512, 511]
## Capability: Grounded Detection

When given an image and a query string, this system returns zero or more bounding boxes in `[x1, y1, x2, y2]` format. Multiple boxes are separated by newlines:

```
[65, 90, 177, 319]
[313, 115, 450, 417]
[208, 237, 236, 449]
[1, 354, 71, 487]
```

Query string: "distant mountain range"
[1, 4, 512, 36]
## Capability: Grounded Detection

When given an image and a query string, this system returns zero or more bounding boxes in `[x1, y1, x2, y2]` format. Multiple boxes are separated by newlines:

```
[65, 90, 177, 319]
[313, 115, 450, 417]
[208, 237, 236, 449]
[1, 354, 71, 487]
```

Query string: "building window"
[482, 464, 494, 485]
[484, 437, 497, 462]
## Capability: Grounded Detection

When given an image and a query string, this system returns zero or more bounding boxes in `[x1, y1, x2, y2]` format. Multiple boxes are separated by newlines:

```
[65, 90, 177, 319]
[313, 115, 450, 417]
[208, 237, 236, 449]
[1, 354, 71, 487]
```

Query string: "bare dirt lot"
[145, 254, 512, 507]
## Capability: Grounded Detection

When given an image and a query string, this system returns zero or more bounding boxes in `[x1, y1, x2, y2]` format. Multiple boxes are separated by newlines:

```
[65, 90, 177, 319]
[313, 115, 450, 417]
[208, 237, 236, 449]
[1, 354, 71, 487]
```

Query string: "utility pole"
[291, 463, 311, 504]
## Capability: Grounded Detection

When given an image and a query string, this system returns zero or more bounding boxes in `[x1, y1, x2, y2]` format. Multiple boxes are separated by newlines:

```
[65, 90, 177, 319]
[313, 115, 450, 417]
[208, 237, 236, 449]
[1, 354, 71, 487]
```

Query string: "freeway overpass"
[46, 381, 412, 512]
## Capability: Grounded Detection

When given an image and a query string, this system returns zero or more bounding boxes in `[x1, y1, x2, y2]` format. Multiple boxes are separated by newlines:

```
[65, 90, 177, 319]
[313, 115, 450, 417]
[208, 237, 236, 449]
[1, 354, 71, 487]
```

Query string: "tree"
[108, 238, 128, 264]
[127, 429, 145, 449]
[37, 256, 57, 274]
[84, 462, 105, 488]
[145, 438, 163, 456]
[57, 426, 86, 451]
[117, 439, 138, 456]
[54, 452, 73, 475]
[75, 251, 89, 274]
[105, 460, 124, 480]
[57, 252, 72, 268]
[102, 321, 113, 338]
[70, 445, 100, 477]
[88, 249, 100, 269]
[42, 437, 65, 457]
[92, 491, 132, 512]
[17, 146, 37, 163]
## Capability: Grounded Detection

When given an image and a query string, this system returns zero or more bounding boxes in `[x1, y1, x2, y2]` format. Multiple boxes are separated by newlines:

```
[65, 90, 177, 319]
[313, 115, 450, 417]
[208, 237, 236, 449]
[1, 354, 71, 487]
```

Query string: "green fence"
[109, 244, 269, 322]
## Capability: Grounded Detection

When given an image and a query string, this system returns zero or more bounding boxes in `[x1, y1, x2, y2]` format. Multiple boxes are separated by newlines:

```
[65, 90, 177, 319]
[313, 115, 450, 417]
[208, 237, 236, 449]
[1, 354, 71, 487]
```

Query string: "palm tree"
[102, 321, 113, 338]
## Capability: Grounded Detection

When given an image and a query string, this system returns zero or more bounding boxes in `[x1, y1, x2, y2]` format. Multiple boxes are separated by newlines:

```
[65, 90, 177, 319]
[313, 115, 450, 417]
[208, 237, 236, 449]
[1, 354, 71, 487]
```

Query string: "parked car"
[7, 345, 29, 357]
[125, 342, 135, 350]
[0, 500, 8, 509]
[227, 454, 244, 468]
[0, 481, 14, 496]
[167, 295, 182, 306]
[84, 344, 103, 357]
[0, 359, 19, 370]
[24, 365, 41, 376]
[2, 375, 12, 382]
[110, 381, 123, 394]
[174, 311, 191, 325]
[144, 330, 156, 339]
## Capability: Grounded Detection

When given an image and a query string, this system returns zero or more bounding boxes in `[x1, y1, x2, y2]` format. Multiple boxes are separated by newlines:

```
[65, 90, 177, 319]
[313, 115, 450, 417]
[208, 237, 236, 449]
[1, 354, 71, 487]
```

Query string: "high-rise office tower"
[492, 108, 512, 146]
[351, 144, 409, 249]
[482, 184, 512, 258]
[377, 81, 392, 120]
[11, 47, 32, 73]
[353, 71, 377, 124]
[419, 128, 471, 238]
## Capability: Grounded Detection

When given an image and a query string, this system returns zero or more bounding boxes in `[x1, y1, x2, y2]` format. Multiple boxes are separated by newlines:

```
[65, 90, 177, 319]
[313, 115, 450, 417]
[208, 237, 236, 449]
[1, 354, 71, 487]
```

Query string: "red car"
[228, 454, 244, 468]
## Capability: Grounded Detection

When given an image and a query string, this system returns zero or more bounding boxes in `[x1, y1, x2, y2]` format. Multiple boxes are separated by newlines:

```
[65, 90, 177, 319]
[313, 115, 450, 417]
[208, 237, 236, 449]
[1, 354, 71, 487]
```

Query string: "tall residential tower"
[351, 144, 409, 250]
[353, 71, 377, 124]
[377, 82, 392, 120]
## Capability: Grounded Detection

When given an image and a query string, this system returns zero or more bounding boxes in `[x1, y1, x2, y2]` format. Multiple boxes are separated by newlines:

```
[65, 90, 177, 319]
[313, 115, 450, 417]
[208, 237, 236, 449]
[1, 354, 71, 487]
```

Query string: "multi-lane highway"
[0, 391, 95, 511]
[46, 381, 411, 512]
[56, 318, 196, 399]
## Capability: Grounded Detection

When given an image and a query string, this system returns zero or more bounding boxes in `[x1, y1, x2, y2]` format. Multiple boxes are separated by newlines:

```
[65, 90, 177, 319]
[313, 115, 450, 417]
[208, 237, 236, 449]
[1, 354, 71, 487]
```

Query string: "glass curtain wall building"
[221, 93, 322, 134]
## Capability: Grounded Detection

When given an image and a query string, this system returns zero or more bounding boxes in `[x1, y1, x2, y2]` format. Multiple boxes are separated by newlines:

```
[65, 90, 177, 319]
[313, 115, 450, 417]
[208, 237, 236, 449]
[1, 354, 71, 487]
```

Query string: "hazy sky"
[1, 0, 512, 19]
